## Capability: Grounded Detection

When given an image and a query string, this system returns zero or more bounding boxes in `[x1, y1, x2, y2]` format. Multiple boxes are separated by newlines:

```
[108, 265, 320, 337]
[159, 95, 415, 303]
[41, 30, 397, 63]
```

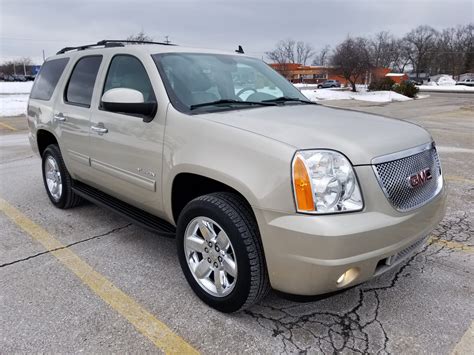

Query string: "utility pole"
[23, 61, 26, 76]
[13, 63, 16, 75]
[164, 35, 170, 44]
[42, 50, 45, 62]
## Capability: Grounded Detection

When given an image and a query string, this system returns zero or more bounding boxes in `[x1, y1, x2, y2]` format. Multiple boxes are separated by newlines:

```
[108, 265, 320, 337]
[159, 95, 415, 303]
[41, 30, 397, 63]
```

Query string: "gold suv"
[27, 40, 446, 312]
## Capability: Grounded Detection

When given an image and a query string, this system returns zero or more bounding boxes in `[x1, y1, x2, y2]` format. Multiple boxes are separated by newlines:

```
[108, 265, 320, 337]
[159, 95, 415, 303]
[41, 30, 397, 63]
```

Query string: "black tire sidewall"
[41, 145, 70, 209]
[177, 198, 253, 313]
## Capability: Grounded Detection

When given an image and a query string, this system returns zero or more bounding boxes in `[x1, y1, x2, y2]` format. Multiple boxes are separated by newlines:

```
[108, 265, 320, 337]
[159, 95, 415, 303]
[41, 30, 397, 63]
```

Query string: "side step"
[72, 181, 176, 237]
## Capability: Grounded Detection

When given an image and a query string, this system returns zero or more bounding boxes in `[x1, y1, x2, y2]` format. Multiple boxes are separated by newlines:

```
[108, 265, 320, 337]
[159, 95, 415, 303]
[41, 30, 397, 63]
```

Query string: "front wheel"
[177, 192, 269, 312]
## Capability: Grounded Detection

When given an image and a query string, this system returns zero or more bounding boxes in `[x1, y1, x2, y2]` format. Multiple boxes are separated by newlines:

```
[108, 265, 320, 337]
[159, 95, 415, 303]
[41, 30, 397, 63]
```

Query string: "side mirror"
[101, 88, 157, 122]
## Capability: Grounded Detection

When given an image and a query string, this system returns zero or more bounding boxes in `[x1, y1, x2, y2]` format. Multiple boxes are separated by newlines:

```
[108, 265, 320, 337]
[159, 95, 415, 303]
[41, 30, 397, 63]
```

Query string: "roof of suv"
[51, 41, 247, 60]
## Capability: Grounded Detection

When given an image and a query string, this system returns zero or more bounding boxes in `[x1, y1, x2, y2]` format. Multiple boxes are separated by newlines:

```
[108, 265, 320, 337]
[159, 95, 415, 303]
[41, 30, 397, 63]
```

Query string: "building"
[269, 63, 391, 86]
[385, 73, 409, 84]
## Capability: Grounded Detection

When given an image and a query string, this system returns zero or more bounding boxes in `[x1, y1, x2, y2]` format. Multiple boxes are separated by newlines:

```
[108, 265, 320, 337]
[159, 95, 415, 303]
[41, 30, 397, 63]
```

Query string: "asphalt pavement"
[0, 92, 472, 353]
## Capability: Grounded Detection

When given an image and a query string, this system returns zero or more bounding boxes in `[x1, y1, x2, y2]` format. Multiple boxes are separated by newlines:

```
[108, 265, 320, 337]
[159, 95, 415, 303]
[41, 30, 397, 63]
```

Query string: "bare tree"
[312, 45, 331, 66]
[0, 57, 34, 75]
[392, 39, 412, 73]
[127, 31, 153, 42]
[431, 24, 473, 76]
[403, 25, 438, 77]
[332, 37, 371, 92]
[266, 39, 314, 65]
[296, 41, 315, 65]
[369, 31, 399, 69]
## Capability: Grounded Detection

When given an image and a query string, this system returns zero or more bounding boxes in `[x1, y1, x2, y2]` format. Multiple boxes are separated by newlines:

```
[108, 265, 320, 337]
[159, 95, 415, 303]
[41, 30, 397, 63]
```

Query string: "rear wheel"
[42, 144, 82, 209]
[177, 192, 269, 312]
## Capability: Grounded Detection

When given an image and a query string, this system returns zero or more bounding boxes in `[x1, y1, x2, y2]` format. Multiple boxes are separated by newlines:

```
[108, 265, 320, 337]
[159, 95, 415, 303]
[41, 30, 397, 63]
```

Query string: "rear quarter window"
[30, 58, 69, 101]
[65, 55, 102, 107]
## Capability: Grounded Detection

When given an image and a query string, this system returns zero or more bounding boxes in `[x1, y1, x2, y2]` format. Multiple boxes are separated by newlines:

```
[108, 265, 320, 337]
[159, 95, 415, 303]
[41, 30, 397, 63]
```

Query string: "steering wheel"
[236, 87, 258, 99]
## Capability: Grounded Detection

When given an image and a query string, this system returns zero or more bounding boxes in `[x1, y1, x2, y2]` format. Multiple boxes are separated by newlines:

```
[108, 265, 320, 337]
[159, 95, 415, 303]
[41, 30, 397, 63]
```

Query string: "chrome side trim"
[371, 142, 434, 165]
[90, 159, 156, 192]
[68, 149, 90, 166]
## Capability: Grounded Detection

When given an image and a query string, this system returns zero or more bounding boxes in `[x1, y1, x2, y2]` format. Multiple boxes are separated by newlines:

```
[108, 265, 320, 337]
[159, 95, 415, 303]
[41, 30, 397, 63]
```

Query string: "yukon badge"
[408, 168, 432, 188]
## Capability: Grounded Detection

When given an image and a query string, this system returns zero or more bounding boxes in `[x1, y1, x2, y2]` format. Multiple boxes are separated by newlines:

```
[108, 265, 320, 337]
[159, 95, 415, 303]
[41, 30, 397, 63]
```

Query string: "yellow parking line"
[446, 176, 474, 185]
[428, 236, 474, 253]
[0, 198, 198, 355]
[0, 121, 17, 131]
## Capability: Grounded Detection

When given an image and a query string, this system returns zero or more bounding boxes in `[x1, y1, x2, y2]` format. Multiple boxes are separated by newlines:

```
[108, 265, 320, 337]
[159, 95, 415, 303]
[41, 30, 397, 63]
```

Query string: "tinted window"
[30, 58, 69, 101]
[65, 56, 102, 107]
[103, 55, 155, 102]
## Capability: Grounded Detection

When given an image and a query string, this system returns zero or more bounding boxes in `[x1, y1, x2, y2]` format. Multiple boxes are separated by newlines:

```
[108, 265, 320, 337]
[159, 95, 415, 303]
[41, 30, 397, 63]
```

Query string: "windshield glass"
[152, 53, 310, 113]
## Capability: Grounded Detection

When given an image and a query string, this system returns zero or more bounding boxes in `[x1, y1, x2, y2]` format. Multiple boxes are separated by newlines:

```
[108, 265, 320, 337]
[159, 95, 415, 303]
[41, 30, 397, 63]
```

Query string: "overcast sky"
[1, 0, 472, 63]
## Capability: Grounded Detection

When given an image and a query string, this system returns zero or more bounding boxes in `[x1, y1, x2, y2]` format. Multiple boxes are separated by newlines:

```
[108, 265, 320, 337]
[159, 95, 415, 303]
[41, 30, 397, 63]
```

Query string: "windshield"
[152, 53, 311, 113]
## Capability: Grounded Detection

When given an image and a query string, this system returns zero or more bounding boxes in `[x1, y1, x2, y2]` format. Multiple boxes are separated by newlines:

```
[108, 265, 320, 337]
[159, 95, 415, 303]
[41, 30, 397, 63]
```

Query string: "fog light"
[336, 273, 345, 284]
[335, 267, 360, 287]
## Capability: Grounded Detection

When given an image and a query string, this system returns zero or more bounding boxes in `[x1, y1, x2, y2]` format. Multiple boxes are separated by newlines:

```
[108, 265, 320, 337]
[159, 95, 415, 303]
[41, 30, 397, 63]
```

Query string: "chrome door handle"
[91, 125, 108, 135]
[54, 113, 66, 122]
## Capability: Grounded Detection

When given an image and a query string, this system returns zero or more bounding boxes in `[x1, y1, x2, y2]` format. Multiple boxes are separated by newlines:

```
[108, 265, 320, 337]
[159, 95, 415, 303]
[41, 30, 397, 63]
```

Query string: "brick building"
[269, 63, 393, 86]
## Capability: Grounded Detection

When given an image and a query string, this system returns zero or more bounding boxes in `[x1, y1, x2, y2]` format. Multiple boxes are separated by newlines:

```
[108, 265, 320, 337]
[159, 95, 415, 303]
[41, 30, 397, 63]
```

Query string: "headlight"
[292, 150, 363, 214]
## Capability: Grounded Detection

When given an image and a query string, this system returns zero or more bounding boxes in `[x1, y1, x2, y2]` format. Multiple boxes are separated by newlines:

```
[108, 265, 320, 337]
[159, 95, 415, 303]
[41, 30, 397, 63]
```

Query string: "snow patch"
[0, 95, 29, 116]
[0, 81, 34, 94]
[418, 84, 474, 92]
[0, 82, 33, 116]
[436, 75, 457, 86]
[299, 88, 412, 103]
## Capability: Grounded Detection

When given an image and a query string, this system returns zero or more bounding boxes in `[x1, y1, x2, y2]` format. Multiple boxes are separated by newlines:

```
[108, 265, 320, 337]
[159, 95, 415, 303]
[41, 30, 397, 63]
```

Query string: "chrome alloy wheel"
[45, 156, 63, 201]
[184, 216, 238, 297]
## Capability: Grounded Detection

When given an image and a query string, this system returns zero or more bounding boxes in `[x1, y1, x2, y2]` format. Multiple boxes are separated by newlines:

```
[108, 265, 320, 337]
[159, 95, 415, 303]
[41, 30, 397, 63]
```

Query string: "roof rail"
[97, 39, 176, 46]
[56, 39, 175, 55]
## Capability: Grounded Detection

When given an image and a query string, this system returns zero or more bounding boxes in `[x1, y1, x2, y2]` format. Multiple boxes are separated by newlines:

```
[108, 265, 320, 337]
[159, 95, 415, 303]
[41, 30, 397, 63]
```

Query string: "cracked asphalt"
[0, 92, 472, 353]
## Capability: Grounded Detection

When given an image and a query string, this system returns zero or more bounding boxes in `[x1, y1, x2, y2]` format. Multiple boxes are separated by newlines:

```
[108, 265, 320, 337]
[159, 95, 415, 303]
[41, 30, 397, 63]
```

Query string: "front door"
[88, 54, 166, 215]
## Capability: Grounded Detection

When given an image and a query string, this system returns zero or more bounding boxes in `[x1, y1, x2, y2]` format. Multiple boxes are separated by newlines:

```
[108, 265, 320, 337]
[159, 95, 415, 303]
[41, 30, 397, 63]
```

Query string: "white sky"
[1, 0, 472, 63]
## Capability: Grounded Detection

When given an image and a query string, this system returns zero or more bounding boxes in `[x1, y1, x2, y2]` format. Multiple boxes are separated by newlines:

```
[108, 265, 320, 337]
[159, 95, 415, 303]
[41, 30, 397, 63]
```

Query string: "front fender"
[161, 108, 297, 222]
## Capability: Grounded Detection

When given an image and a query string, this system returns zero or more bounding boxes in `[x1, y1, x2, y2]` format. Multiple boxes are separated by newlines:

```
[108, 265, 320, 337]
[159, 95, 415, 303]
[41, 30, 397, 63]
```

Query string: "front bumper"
[254, 166, 447, 295]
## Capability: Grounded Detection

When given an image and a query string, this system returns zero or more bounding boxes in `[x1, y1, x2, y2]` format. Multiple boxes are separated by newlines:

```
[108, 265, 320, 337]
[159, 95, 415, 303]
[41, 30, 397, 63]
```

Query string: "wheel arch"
[170, 171, 258, 225]
[37, 129, 59, 157]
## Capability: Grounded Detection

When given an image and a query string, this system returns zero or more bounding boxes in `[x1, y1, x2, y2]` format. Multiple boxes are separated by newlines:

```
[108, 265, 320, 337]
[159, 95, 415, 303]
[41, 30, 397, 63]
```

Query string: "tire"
[177, 192, 270, 313]
[42, 144, 82, 209]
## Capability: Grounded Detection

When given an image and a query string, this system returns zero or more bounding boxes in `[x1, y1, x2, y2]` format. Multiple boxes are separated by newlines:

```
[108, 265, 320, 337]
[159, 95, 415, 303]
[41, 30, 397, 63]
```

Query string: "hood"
[199, 104, 432, 165]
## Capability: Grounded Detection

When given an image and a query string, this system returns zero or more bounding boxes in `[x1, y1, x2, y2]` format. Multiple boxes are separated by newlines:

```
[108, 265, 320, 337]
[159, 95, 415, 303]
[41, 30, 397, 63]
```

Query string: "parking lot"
[0, 92, 472, 353]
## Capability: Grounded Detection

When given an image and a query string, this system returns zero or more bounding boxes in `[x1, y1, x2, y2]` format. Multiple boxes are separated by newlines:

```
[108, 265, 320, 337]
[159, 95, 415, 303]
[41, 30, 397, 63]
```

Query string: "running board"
[72, 181, 176, 237]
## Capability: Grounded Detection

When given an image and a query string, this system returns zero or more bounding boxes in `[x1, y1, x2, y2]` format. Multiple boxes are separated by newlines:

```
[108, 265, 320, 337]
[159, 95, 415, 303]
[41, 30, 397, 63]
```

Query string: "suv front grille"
[373, 143, 443, 212]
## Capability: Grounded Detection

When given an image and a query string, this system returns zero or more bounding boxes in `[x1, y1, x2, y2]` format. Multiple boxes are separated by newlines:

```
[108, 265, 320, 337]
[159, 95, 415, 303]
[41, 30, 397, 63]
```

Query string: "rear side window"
[65, 56, 102, 107]
[103, 55, 155, 102]
[30, 58, 69, 101]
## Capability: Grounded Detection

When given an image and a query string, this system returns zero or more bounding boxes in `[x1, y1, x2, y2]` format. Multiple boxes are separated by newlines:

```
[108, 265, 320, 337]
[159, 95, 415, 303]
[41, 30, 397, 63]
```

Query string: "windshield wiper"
[262, 96, 316, 105]
[190, 99, 276, 110]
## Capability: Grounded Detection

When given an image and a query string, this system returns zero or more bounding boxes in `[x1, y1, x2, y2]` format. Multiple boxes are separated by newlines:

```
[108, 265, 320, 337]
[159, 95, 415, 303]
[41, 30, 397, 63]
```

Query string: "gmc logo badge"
[408, 168, 432, 188]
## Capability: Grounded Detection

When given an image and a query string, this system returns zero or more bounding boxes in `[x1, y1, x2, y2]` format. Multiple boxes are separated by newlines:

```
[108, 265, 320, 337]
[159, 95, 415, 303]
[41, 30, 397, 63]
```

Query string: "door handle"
[91, 124, 108, 135]
[54, 113, 66, 122]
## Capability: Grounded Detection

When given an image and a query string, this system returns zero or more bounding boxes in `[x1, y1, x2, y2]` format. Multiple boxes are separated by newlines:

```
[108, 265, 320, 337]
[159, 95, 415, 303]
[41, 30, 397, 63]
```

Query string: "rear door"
[88, 53, 166, 216]
[53, 55, 103, 180]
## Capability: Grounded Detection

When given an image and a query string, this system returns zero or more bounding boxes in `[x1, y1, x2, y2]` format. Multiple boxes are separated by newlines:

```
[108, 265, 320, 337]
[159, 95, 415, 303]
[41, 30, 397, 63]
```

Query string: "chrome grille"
[373, 143, 443, 212]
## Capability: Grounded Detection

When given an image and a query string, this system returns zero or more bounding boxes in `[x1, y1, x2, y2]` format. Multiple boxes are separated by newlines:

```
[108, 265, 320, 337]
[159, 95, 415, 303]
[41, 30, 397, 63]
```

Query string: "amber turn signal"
[293, 155, 315, 212]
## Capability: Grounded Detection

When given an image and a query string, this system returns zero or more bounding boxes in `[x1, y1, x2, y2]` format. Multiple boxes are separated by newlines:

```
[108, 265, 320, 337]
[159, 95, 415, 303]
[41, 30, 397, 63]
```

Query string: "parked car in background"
[317, 80, 341, 88]
[12, 74, 27, 82]
[406, 78, 423, 86]
[456, 78, 474, 87]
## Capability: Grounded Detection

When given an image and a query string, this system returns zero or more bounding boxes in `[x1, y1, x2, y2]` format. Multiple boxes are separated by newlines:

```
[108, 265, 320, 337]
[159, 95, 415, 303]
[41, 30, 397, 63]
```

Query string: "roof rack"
[56, 39, 176, 55]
